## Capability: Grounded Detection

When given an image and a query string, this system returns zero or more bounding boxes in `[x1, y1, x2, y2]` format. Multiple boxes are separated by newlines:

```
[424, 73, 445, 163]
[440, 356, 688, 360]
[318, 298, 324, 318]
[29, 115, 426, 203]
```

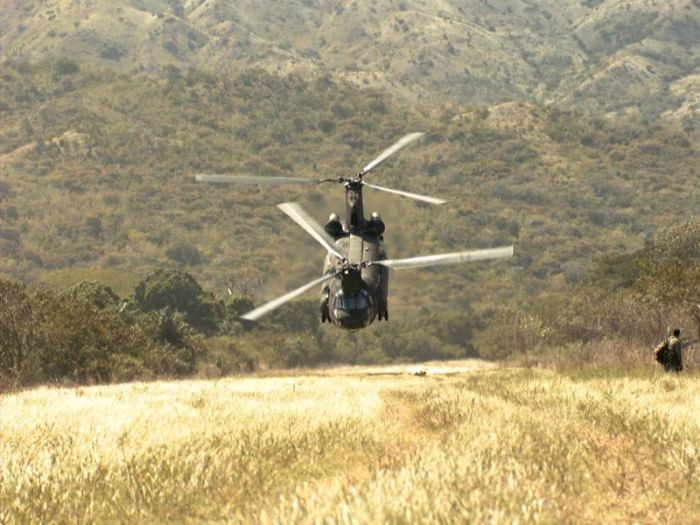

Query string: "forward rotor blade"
[362, 182, 447, 205]
[374, 246, 513, 270]
[277, 202, 348, 260]
[195, 174, 324, 185]
[241, 272, 340, 321]
[361, 132, 424, 174]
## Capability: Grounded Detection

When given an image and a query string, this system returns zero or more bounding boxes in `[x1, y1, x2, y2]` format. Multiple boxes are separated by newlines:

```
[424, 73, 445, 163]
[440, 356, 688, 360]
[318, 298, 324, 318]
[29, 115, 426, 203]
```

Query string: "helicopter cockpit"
[331, 289, 373, 329]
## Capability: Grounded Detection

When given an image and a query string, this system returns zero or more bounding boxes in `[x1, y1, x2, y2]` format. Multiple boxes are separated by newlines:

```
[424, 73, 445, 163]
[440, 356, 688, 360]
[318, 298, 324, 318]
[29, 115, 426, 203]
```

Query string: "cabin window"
[336, 293, 369, 310]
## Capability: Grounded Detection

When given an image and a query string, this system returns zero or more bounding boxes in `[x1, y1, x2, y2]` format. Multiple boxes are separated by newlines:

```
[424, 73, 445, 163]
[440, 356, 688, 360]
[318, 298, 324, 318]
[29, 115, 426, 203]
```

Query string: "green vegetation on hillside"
[482, 217, 700, 369]
[1, 59, 698, 386]
[1, 60, 696, 304]
[2, 217, 697, 389]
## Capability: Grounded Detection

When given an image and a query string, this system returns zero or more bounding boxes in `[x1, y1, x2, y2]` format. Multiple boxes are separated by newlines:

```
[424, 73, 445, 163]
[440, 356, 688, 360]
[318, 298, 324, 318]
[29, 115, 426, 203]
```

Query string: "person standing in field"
[666, 328, 683, 372]
[655, 328, 683, 372]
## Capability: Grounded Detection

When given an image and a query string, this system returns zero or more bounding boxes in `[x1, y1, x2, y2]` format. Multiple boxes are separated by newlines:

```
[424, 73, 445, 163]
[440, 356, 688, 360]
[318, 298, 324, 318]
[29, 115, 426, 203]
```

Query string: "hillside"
[1, 61, 698, 320]
[1, 0, 698, 119]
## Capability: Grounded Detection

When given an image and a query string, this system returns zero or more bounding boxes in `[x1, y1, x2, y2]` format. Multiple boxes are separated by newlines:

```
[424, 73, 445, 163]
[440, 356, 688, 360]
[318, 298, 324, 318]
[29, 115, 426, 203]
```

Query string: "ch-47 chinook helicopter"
[196, 133, 513, 329]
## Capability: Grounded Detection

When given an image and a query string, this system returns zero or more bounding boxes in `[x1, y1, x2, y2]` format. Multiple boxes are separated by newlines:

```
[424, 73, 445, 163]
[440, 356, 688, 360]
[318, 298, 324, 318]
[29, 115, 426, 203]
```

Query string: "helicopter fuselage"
[321, 232, 389, 329]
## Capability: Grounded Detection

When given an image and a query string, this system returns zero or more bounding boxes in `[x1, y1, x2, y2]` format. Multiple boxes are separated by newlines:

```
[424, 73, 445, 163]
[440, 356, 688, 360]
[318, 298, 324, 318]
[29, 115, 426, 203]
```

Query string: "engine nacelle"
[324, 213, 345, 239]
[366, 211, 385, 236]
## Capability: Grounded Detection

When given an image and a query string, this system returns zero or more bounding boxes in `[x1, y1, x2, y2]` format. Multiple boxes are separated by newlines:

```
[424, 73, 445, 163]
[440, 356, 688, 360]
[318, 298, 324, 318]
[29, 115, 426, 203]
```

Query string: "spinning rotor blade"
[362, 182, 447, 205]
[195, 174, 328, 185]
[374, 246, 513, 270]
[241, 272, 341, 321]
[277, 202, 348, 260]
[361, 132, 424, 175]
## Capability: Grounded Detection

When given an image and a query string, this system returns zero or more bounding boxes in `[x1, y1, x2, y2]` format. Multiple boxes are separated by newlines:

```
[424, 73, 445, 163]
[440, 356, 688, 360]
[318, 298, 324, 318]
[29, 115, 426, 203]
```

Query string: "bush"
[31, 291, 152, 384]
[54, 58, 80, 76]
[203, 336, 257, 375]
[1, 277, 213, 387]
[133, 269, 220, 334]
[223, 294, 254, 318]
[165, 242, 203, 266]
[60, 280, 121, 309]
[265, 300, 319, 333]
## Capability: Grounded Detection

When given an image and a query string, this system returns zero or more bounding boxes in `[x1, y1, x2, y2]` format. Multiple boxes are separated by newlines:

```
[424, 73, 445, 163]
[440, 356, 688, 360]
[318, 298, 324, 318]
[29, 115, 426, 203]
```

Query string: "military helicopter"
[196, 133, 513, 329]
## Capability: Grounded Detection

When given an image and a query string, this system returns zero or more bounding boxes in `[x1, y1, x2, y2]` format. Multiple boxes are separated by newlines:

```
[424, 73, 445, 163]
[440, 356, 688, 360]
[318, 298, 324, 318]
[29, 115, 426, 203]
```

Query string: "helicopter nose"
[333, 309, 371, 329]
[331, 291, 372, 329]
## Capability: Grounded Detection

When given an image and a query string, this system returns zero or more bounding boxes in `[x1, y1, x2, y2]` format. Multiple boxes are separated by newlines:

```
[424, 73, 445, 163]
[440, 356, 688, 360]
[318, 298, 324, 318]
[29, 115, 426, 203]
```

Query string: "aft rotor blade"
[361, 132, 424, 174]
[374, 246, 513, 270]
[241, 272, 340, 321]
[277, 202, 348, 260]
[195, 174, 326, 185]
[362, 182, 447, 205]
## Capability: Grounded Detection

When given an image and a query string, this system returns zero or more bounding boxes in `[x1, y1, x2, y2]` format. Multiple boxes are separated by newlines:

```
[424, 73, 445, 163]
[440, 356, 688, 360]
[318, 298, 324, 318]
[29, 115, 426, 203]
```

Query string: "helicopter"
[196, 133, 513, 329]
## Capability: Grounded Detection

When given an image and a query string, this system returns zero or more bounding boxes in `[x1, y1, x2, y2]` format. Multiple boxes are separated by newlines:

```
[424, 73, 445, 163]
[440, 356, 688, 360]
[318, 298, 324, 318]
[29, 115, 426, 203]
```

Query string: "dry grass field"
[2, 361, 699, 524]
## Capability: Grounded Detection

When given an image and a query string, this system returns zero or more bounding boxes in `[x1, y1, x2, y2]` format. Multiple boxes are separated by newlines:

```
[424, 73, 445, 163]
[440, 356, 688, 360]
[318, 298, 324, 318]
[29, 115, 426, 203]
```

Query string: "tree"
[60, 280, 121, 309]
[133, 270, 221, 334]
[637, 218, 700, 340]
[223, 295, 254, 318]
[266, 300, 319, 333]
[0, 279, 39, 384]
[32, 292, 139, 383]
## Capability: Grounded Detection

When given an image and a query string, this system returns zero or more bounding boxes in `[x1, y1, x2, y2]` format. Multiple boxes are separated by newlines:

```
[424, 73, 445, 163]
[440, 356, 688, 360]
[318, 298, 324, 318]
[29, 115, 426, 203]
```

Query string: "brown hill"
[1, 0, 698, 120]
[1, 62, 697, 314]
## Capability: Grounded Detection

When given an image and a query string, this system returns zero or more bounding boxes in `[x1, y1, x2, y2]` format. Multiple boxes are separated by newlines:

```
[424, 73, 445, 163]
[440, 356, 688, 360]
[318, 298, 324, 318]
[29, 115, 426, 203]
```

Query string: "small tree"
[133, 269, 220, 334]
[0, 279, 39, 383]
[637, 218, 700, 340]
[223, 295, 254, 318]
[60, 280, 120, 309]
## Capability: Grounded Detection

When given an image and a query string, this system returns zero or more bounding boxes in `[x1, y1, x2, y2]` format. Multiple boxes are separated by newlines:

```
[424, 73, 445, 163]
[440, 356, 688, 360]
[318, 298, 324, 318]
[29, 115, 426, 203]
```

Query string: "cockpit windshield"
[335, 292, 369, 311]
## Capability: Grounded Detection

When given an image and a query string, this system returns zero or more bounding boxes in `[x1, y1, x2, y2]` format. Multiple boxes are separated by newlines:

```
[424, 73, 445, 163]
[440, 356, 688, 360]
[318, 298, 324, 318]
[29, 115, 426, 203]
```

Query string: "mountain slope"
[1, 0, 698, 119]
[1, 61, 698, 316]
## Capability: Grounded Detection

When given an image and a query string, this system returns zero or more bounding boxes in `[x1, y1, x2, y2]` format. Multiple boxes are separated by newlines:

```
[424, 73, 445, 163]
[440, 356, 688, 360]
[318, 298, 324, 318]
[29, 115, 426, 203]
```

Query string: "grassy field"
[2, 361, 699, 524]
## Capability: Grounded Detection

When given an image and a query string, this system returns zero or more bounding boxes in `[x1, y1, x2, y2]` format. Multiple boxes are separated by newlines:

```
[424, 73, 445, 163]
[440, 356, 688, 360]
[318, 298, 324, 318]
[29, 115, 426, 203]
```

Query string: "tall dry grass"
[2, 365, 699, 524]
[515, 338, 700, 373]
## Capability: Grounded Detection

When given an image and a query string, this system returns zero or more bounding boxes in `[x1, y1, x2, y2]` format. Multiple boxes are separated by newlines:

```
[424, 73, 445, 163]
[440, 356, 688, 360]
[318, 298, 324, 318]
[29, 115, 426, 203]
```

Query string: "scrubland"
[2, 362, 699, 524]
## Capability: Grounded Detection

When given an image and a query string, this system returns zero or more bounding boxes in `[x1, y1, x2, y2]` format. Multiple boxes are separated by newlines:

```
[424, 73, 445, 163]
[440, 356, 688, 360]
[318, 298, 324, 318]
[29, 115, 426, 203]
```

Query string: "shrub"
[165, 242, 203, 266]
[54, 58, 80, 76]
[31, 292, 151, 384]
[133, 269, 220, 334]
[60, 280, 121, 309]
[223, 295, 254, 318]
